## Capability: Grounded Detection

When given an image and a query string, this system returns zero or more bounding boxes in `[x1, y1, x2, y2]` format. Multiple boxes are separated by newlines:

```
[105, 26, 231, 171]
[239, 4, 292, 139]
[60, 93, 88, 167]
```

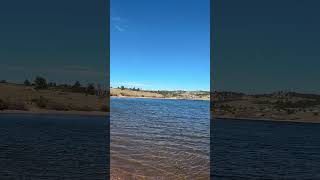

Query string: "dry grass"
[111, 88, 164, 98]
[212, 94, 320, 122]
[0, 83, 109, 113]
[110, 88, 209, 100]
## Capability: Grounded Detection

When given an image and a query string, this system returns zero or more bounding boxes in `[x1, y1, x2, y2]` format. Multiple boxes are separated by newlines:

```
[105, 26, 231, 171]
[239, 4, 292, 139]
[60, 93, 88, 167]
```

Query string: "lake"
[0, 113, 109, 179]
[111, 97, 210, 179]
[212, 118, 320, 179]
[2, 99, 317, 179]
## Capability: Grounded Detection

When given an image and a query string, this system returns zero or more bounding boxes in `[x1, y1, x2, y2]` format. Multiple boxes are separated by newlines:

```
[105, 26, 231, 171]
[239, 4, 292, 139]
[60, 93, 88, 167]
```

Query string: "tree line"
[22, 76, 108, 96]
[115, 86, 141, 91]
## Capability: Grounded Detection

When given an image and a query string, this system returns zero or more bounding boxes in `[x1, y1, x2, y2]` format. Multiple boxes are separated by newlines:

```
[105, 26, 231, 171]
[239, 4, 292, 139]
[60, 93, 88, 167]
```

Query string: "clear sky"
[111, 0, 210, 91]
[0, 0, 107, 87]
[213, 0, 320, 94]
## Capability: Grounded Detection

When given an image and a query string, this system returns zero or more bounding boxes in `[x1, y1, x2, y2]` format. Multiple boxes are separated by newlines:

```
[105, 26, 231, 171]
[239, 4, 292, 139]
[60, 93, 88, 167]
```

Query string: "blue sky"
[213, 0, 320, 94]
[0, 0, 107, 86]
[110, 0, 210, 91]
[2, 0, 319, 94]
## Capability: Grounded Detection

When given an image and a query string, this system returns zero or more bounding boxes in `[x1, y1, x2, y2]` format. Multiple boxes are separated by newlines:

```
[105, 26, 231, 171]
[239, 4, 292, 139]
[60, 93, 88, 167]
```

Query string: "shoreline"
[111, 95, 209, 101]
[213, 116, 320, 124]
[0, 110, 109, 117]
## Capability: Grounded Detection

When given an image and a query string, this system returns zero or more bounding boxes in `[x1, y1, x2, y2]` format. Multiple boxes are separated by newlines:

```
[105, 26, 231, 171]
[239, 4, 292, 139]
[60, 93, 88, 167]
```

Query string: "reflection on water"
[111, 98, 210, 180]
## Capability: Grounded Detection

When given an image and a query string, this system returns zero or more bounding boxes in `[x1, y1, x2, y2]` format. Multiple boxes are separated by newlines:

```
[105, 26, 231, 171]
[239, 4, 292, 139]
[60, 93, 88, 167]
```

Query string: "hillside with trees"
[0, 77, 109, 114]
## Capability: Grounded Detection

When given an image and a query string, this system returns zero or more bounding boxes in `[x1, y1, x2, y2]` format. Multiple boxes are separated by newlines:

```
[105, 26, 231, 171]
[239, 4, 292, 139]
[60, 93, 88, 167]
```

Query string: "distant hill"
[111, 88, 209, 100]
[0, 82, 109, 114]
[211, 91, 320, 123]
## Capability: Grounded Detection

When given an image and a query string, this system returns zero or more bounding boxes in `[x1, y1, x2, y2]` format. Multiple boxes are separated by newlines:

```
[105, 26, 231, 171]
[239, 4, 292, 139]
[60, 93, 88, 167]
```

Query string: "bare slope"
[0, 83, 109, 115]
[110, 88, 209, 100]
[212, 92, 320, 123]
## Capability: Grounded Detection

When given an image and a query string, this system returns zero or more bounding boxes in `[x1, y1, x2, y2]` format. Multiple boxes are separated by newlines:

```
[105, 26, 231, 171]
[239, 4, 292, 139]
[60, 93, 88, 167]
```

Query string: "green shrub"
[86, 83, 96, 95]
[33, 96, 49, 108]
[0, 99, 9, 110]
[34, 76, 48, 89]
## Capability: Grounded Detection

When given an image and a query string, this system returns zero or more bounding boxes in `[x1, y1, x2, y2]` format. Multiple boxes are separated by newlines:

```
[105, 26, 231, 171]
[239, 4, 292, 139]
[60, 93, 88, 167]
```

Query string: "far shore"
[111, 95, 210, 101]
[0, 81, 110, 114]
[110, 88, 210, 101]
[212, 91, 320, 124]
[0, 109, 109, 117]
[213, 116, 320, 124]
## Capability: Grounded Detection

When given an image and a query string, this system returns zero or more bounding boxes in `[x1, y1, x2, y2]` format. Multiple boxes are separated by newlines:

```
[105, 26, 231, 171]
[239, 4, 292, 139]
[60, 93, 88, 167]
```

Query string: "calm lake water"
[0, 113, 109, 179]
[111, 97, 210, 179]
[2, 100, 318, 179]
[212, 119, 320, 179]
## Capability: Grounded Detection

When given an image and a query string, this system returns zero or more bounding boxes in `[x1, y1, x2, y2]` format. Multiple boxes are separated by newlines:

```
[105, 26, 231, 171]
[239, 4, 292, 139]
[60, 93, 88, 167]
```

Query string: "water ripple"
[111, 98, 210, 180]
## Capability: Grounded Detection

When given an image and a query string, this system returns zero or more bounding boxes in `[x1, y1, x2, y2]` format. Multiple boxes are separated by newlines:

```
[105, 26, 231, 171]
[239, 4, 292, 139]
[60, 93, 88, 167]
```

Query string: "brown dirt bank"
[0, 110, 109, 116]
[213, 116, 320, 124]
